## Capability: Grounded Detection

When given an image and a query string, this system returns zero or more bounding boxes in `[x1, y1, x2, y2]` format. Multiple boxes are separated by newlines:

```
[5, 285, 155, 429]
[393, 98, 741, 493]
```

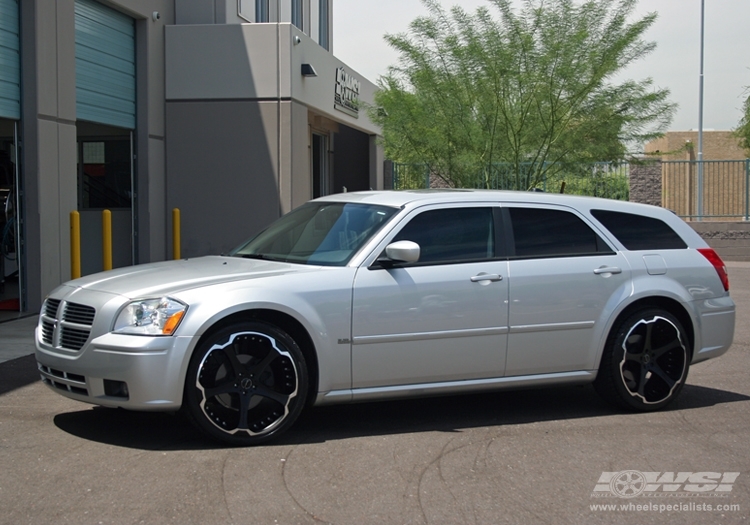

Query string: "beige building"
[645, 130, 746, 160]
[644, 131, 748, 220]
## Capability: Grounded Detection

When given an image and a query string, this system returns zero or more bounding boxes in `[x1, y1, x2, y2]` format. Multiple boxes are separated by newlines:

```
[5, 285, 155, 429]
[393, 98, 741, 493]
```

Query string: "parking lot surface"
[1, 263, 748, 525]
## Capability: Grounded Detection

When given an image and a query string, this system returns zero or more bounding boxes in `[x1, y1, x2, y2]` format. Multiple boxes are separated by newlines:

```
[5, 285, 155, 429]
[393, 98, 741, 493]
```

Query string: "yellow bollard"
[172, 208, 181, 260]
[70, 211, 81, 279]
[102, 209, 112, 271]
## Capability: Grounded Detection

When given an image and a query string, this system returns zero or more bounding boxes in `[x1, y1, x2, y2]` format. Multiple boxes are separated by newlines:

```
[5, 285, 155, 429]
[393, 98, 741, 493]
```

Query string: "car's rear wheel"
[184, 321, 307, 445]
[594, 308, 689, 411]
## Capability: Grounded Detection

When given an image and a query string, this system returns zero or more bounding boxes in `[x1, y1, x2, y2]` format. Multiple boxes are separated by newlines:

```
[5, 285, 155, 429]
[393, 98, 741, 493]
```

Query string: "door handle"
[470, 273, 503, 282]
[593, 267, 622, 275]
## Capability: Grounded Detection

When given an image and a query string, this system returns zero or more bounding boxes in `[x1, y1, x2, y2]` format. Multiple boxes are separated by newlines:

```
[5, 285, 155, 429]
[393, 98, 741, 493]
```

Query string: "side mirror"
[384, 240, 420, 263]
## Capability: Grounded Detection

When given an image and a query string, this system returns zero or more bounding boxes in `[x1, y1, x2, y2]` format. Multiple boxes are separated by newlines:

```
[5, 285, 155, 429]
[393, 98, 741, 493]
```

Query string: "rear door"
[504, 205, 630, 376]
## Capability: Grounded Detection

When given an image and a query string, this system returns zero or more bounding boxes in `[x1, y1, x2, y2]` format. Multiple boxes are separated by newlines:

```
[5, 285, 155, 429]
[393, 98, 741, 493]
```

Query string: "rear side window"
[591, 210, 687, 250]
[508, 207, 611, 258]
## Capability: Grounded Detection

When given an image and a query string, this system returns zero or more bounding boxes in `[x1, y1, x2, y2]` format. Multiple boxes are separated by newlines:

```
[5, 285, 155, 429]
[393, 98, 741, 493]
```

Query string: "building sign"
[334, 67, 359, 118]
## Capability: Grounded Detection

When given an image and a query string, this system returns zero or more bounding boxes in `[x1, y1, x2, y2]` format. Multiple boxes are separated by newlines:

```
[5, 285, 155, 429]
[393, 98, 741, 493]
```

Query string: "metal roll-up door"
[75, 0, 135, 129]
[0, 0, 20, 120]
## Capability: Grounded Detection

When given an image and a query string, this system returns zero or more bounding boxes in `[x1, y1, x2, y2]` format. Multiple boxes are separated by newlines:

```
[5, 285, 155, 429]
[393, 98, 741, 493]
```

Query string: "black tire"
[594, 308, 689, 411]
[184, 321, 308, 445]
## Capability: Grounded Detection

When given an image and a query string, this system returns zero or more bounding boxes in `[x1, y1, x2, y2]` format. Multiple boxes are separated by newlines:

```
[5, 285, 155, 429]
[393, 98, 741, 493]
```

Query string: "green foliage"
[392, 161, 630, 200]
[736, 89, 750, 154]
[371, 0, 676, 189]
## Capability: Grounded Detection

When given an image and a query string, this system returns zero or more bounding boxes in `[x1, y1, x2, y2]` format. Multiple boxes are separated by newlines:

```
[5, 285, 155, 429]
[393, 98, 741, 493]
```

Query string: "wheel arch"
[191, 309, 320, 407]
[602, 296, 695, 364]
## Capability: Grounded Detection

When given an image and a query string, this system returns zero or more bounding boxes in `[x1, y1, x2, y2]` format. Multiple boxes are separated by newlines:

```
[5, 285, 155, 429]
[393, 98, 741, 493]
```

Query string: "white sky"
[333, 0, 750, 132]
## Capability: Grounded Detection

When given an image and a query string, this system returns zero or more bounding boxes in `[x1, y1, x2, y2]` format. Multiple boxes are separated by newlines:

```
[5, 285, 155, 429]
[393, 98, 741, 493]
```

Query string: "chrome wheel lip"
[618, 315, 687, 405]
[196, 330, 299, 437]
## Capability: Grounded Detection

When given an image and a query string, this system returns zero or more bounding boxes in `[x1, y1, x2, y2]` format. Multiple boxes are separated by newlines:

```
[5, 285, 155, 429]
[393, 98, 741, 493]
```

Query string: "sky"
[332, 0, 750, 132]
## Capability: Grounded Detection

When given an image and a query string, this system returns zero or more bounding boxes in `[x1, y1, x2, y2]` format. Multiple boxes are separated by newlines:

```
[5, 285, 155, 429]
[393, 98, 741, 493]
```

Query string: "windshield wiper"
[238, 253, 273, 260]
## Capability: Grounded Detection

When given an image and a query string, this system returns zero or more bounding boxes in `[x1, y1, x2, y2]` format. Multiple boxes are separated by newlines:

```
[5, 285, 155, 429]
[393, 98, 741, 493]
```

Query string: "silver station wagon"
[35, 190, 736, 445]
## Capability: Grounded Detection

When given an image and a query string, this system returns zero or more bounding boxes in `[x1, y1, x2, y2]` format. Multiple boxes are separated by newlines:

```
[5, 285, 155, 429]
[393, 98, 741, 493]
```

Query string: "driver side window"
[393, 207, 495, 264]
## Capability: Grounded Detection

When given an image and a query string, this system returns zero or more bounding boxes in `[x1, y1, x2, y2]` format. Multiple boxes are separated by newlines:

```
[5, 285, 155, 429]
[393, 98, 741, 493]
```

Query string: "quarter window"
[508, 207, 609, 258]
[591, 210, 687, 250]
[394, 208, 495, 264]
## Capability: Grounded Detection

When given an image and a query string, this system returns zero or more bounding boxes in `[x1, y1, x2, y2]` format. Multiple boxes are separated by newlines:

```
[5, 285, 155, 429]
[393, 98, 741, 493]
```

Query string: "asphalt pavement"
[1, 263, 748, 525]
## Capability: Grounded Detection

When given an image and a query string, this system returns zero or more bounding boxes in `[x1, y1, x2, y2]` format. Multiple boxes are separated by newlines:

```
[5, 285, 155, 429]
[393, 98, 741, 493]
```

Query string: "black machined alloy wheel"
[595, 308, 690, 411]
[185, 321, 308, 445]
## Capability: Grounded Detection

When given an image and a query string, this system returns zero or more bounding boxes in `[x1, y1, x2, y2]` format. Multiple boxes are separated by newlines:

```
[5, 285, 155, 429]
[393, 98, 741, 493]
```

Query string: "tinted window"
[591, 210, 687, 250]
[509, 207, 608, 258]
[394, 207, 494, 264]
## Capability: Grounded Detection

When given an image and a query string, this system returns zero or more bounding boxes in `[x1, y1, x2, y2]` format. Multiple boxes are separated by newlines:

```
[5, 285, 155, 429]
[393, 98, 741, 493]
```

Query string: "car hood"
[66, 256, 318, 298]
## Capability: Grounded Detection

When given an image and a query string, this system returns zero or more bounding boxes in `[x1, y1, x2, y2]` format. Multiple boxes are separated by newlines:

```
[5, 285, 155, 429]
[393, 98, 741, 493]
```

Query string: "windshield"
[231, 202, 398, 266]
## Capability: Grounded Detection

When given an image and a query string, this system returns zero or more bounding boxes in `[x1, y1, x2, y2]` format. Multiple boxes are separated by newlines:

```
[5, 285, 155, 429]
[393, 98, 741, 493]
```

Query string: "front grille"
[39, 299, 96, 351]
[38, 363, 89, 396]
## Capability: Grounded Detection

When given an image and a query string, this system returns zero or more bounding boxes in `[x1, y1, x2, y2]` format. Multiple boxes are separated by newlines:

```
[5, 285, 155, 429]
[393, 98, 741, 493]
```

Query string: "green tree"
[372, 0, 676, 189]
[736, 89, 750, 154]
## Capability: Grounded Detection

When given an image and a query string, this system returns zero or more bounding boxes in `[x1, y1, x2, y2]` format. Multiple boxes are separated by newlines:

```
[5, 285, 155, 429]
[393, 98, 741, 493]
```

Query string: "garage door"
[0, 0, 20, 120]
[75, 0, 135, 129]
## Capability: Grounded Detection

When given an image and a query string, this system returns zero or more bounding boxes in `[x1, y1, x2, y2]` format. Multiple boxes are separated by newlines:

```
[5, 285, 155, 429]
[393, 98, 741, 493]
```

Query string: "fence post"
[70, 211, 81, 280]
[102, 209, 112, 271]
[746, 159, 749, 221]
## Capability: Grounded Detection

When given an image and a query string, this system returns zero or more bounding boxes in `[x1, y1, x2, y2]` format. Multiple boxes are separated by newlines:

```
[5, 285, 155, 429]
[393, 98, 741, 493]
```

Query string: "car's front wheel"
[184, 321, 308, 445]
[594, 308, 689, 411]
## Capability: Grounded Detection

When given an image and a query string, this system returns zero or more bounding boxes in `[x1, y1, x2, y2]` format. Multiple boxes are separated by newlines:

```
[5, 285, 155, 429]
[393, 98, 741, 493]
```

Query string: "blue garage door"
[75, 0, 135, 129]
[0, 0, 20, 119]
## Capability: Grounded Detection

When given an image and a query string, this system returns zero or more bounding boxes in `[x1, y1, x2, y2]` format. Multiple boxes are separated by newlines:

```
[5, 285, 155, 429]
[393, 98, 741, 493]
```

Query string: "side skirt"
[314, 370, 597, 406]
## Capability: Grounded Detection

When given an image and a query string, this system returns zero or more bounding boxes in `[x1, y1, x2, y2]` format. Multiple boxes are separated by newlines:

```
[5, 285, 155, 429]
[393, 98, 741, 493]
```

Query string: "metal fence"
[662, 160, 750, 221]
[391, 159, 750, 220]
[392, 162, 630, 201]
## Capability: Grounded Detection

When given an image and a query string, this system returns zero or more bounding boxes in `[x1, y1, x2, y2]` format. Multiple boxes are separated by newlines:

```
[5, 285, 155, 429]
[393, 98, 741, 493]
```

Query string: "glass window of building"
[291, 0, 303, 29]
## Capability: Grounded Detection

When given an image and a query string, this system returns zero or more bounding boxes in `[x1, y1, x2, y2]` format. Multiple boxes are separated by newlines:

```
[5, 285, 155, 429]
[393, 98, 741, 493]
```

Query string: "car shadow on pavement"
[0, 354, 39, 396]
[51, 382, 750, 451]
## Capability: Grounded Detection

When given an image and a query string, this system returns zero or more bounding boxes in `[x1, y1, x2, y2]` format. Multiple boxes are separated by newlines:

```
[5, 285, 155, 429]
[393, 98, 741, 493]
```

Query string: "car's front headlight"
[113, 297, 187, 336]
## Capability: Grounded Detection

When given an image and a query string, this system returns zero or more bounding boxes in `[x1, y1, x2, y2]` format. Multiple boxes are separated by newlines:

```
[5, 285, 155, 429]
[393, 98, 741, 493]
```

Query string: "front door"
[351, 205, 509, 388]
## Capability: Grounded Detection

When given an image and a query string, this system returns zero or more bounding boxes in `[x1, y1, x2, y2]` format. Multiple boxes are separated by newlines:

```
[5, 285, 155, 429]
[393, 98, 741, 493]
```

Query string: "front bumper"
[35, 329, 194, 411]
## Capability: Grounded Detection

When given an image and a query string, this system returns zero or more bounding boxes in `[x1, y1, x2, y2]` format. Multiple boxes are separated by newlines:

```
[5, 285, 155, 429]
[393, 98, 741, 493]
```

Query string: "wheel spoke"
[644, 322, 654, 352]
[249, 348, 278, 377]
[236, 392, 253, 430]
[204, 382, 240, 400]
[652, 338, 682, 360]
[254, 385, 291, 407]
[650, 364, 678, 389]
[636, 366, 650, 397]
[221, 345, 246, 377]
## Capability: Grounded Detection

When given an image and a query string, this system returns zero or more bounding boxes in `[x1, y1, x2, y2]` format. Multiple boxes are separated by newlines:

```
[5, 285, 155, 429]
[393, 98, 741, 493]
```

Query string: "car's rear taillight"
[698, 248, 729, 292]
